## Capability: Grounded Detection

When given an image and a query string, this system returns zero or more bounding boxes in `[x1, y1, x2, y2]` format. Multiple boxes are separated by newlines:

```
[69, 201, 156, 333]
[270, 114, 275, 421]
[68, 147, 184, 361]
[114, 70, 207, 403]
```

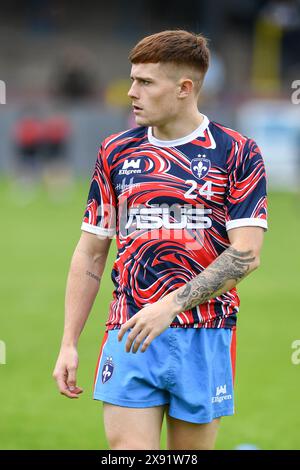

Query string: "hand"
[118, 293, 179, 354]
[52, 345, 83, 399]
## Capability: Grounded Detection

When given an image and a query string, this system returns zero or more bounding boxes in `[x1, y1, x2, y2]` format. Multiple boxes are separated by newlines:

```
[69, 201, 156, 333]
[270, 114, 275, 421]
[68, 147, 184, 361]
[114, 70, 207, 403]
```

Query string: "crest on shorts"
[102, 356, 114, 384]
[191, 154, 211, 180]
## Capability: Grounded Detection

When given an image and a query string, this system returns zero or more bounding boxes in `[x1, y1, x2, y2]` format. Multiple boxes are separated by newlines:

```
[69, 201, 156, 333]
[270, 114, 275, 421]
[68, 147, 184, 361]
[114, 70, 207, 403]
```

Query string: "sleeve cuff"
[226, 218, 268, 231]
[81, 222, 116, 237]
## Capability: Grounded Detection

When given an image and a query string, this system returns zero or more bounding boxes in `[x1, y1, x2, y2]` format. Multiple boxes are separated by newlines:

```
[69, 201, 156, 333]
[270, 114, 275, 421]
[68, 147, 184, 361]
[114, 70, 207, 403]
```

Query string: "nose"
[128, 81, 138, 99]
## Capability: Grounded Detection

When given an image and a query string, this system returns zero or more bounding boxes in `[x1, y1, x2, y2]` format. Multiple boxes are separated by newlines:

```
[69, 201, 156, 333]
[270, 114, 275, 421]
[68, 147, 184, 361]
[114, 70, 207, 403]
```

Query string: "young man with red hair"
[53, 30, 267, 450]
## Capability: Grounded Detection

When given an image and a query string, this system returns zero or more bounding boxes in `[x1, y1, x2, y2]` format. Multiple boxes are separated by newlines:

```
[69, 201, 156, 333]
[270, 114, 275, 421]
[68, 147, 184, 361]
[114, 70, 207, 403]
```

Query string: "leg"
[166, 414, 220, 450]
[103, 403, 166, 450]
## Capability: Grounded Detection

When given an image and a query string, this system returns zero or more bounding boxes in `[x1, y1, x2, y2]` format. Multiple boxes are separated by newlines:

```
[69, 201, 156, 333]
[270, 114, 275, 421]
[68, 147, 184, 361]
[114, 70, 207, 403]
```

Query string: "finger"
[141, 334, 155, 353]
[132, 328, 151, 354]
[118, 321, 134, 342]
[66, 368, 84, 395]
[125, 323, 144, 353]
[118, 318, 135, 342]
[66, 367, 77, 390]
[67, 384, 84, 394]
[56, 376, 81, 399]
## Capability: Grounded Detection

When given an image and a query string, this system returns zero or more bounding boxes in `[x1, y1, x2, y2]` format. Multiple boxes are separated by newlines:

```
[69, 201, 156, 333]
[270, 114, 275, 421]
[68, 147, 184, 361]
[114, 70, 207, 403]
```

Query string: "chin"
[134, 116, 151, 127]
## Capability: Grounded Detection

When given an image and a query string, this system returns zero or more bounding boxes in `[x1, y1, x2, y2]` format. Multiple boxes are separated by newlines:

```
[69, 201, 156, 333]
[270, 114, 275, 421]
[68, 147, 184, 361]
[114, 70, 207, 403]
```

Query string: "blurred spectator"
[12, 108, 44, 203]
[51, 46, 99, 102]
[42, 114, 74, 201]
[11, 108, 73, 203]
[43, 114, 70, 161]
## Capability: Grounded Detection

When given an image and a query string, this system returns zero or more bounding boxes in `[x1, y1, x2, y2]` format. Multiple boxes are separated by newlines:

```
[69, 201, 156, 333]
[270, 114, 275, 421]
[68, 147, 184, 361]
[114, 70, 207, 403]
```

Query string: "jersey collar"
[147, 114, 209, 147]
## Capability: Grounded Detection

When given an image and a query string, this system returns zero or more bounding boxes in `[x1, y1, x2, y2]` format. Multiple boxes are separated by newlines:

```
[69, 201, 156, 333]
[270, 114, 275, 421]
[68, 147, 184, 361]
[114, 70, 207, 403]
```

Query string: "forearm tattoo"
[175, 247, 255, 311]
[86, 270, 100, 282]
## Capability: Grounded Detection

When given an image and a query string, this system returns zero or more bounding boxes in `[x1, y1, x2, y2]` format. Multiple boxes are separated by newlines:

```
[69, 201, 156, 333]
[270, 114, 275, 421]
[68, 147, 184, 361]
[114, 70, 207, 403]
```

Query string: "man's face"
[128, 63, 181, 127]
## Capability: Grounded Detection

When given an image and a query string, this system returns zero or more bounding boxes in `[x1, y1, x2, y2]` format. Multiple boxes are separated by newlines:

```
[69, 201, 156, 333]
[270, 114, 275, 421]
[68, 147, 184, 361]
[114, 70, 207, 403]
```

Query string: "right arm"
[52, 231, 112, 398]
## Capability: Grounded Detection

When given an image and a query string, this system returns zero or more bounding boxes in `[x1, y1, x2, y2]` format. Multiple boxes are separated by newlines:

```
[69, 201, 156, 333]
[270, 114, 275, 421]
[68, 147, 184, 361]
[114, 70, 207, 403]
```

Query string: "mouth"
[132, 105, 143, 113]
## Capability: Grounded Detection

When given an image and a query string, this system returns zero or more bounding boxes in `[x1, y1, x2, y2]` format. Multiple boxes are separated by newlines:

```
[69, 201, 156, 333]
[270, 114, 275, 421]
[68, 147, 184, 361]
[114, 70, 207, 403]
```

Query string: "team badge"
[191, 155, 211, 180]
[102, 356, 114, 384]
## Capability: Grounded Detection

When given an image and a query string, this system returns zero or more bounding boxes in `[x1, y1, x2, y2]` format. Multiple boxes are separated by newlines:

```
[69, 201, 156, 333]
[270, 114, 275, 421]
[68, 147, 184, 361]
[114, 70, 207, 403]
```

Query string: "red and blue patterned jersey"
[82, 115, 268, 330]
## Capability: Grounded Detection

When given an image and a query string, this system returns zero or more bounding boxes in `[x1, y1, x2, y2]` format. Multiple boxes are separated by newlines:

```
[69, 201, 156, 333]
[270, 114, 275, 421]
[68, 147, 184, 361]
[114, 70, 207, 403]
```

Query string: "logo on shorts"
[102, 356, 114, 384]
[212, 384, 232, 404]
[191, 155, 211, 180]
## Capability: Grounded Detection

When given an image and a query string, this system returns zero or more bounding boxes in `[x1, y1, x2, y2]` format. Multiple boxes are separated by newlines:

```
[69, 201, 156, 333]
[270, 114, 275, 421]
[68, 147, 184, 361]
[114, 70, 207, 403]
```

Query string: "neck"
[152, 107, 204, 141]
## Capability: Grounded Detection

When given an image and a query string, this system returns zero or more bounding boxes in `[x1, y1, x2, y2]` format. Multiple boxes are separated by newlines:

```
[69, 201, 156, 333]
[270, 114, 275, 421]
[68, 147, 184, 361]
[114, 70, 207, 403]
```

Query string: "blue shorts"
[93, 327, 236, 424]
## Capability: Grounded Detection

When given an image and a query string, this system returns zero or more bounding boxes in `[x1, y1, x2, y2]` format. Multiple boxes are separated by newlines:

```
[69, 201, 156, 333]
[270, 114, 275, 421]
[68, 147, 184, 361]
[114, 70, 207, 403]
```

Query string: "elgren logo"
[0, 80, 6, 104]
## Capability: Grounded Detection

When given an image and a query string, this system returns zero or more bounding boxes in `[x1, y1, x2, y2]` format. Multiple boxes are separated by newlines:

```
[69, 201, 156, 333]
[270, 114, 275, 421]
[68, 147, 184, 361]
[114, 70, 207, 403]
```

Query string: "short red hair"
[129, 30, 210, 76]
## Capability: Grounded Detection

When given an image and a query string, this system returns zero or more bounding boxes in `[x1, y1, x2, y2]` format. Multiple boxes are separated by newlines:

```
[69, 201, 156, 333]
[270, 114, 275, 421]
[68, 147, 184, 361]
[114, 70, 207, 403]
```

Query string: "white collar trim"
[147, 114, 209, 147]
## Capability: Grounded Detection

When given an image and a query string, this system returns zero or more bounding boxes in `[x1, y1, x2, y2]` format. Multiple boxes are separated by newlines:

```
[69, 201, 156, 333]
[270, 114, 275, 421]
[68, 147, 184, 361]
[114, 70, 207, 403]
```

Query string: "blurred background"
[0, 0, 300, 450]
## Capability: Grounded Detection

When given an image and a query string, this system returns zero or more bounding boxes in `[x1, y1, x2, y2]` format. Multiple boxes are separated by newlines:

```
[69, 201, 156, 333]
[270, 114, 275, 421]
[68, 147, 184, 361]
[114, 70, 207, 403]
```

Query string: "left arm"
[118, 226, 264, 353]
[174, 226, 263, 311]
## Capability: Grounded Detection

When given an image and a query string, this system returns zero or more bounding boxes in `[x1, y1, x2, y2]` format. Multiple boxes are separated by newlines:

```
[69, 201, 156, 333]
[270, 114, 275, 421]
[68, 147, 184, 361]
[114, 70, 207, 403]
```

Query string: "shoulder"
[209, 120, 249, 147]
[209, 120, 261, 167]
[102, 126, 148, 156]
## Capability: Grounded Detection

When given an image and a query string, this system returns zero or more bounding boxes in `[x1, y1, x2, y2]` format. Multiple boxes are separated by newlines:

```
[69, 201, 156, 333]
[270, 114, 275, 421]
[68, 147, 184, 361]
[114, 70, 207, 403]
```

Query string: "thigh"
[103, 403, 167, 450]
[167, 328, 235, 424]
[166, 414, 220, 450]
[94, 330, 169, 407]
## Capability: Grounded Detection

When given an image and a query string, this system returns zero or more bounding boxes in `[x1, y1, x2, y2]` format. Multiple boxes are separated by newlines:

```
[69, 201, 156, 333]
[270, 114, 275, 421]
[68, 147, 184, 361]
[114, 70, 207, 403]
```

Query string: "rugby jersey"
[81, 115, 267, 330]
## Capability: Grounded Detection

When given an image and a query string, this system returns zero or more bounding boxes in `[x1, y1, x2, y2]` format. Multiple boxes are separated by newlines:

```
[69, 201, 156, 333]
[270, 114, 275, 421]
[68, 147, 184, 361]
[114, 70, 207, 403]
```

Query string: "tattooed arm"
[118, 226, 264, 353]
[174, 234, 257, 312]
[174, 226, 264, 312]
[174, 227, 264, 311]
[53, 231, 111, 398]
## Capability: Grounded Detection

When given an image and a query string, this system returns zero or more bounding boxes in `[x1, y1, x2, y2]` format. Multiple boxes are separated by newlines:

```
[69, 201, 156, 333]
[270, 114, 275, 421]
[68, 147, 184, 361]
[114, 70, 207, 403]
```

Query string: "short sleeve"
[81, 144, 117, 237]
[225, 139, 268, 231]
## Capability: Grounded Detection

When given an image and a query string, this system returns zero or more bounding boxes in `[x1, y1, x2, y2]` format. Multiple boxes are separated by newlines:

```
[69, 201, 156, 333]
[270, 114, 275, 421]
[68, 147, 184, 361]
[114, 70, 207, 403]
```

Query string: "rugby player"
[53, 30, 267, 450]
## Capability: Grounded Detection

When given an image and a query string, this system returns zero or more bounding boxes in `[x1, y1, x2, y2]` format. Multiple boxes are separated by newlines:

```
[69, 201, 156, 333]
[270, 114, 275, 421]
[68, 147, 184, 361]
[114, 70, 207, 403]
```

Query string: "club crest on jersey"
[102, 357, 114, 384]
[191, 155, 211, 180]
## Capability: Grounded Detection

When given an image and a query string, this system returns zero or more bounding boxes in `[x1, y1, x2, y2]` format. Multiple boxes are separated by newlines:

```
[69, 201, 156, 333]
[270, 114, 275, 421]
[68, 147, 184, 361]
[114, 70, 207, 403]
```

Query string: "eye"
[142, 80, 151, 85]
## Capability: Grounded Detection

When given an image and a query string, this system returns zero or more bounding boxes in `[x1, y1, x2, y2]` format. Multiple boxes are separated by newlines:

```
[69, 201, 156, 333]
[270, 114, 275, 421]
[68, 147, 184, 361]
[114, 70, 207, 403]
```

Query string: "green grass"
[0, 180, 299, 449]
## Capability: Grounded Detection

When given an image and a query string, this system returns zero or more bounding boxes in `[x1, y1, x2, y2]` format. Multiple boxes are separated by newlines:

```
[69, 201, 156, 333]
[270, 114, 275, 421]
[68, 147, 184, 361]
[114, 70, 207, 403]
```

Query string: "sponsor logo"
[119, 159, 142, 175]
[115, 177, 141, 194]
[124, 205, 212, 230]
[216, 385, 227, 396]
[102, 356, 114, 384]
[118, 156, 155, 175]
[191, 154, 211, 180]
[212, 384, 232, 404]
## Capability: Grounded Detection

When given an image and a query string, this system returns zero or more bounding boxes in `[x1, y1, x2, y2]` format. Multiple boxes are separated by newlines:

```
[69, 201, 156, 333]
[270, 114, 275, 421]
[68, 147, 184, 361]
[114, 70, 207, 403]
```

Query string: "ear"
[177, 78, 194, 99]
